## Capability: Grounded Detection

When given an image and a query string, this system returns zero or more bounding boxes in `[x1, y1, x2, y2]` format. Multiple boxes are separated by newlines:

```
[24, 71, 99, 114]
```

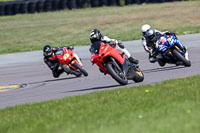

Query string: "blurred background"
[0, 0, 187, 16]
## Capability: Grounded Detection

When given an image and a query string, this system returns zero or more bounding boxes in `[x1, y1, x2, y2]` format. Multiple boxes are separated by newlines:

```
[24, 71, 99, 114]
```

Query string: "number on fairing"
[63, 54, 69, 60]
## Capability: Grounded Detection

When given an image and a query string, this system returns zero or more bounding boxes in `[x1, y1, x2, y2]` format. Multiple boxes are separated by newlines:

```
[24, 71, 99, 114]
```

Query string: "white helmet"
[141, 24, 151, 33]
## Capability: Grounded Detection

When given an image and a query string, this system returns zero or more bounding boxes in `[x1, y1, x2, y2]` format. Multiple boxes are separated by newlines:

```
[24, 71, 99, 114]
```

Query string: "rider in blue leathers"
[141, 24, 189, 66]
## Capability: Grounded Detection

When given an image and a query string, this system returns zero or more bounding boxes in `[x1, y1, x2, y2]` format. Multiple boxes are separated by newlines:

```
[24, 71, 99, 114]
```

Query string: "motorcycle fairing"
[56, 47, 81, 72]
[99, 43, 125, 65]
[91, 42, 126, 74]
[157, 35, 185, 61]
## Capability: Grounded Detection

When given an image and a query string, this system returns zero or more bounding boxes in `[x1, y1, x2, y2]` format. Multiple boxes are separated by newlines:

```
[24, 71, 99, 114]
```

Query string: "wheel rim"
[136, 71, 143, 77]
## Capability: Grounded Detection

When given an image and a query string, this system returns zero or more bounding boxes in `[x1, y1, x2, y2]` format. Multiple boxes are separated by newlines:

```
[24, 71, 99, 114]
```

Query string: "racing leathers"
[142, 30, 179, 63]
[44, 47, 82, 77]
[142, 31, 188, 66]
[44, 49, 64, 78]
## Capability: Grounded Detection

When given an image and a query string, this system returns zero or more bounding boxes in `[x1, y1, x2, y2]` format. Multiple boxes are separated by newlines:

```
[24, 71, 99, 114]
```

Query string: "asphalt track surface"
[0, 34, 199, 109]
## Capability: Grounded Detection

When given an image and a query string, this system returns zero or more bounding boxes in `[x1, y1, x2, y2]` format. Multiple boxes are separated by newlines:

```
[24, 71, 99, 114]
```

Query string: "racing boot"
[128, 57, 139, 64]
[183, 46, 189, 60]
[149, 57, 156, 63]
[99, 68, 104, 73]
[149, 51, 157, 63]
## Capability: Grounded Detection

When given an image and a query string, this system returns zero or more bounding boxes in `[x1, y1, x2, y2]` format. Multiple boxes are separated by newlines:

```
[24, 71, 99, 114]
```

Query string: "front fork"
[110, 57, 122, 72]
[68, 53, 83, 71]
[74, 53, 83, 66]
[169, 44, 184, 54]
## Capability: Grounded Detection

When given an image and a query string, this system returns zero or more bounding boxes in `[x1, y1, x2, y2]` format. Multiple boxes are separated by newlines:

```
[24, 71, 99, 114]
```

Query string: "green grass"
[0, 75, 200, 133]
[0, 1, 200, 54]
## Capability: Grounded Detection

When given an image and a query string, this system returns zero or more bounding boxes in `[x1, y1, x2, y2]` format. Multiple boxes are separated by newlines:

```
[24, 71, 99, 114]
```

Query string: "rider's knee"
[52, 71, 60, 78]
[158, 59, 166, 67]
[149, 57, 156, 63]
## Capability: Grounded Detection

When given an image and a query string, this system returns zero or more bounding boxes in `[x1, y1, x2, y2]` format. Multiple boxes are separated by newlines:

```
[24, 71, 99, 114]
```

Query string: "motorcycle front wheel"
[172, 49, 191, 67]
[73, 62, 88, 76]
[106, 62, 128, 85]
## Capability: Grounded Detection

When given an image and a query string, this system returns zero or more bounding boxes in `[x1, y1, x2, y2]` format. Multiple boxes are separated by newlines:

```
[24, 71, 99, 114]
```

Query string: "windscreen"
[55, 48, 64, 56]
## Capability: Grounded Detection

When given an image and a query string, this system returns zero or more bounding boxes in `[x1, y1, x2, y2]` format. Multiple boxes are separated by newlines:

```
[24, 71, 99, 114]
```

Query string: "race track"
[0, 34, 199, 109]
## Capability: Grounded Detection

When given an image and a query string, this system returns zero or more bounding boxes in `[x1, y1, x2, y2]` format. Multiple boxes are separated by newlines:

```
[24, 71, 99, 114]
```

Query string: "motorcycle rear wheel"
[106, 62, 128, 85]
[73, 62, 88, 76]
[133, 68, 144, 83]
[172, 49, 191, 67]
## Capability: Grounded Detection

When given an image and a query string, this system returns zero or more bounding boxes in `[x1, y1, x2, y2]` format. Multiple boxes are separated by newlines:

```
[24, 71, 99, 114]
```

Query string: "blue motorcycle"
[156, 35, 191, 67]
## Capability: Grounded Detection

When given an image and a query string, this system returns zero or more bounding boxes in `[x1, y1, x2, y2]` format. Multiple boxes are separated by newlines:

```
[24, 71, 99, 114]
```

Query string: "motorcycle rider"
[89, 29, 139, 64]
[43, 45, 81, 77]
[43, 45, 64, 78]
[141, 24, 188, 66]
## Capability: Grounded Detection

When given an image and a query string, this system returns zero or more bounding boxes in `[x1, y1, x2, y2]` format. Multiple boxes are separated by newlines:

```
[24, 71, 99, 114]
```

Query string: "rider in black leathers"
[89, 29, 139, 64]
[43, 45, 64, 78]
[43, 45, 81, 77]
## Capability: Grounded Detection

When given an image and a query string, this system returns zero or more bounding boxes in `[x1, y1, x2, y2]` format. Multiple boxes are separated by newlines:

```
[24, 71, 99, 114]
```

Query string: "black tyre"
[106, 62, 128, 85]
[73, 62, 88, 77]
[0, 4, 5, 16]
[172, 49, 191, 67]
[27, 2, 36, 13]
[133, 68, 144, 83]
[36, 1, 44, 12]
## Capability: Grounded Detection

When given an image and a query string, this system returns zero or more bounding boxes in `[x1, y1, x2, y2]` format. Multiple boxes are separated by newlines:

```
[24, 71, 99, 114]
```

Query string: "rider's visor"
[44, 51, 52, 56]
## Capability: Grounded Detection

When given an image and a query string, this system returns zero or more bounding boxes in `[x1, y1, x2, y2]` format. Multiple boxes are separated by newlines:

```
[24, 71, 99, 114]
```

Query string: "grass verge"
[0, 75, 200, 133]
[0, 1, 200, 54]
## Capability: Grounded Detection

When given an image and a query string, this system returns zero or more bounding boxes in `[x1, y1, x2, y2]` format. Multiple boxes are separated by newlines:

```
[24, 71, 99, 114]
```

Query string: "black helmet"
[145, 28, 156, 42]
[43, 45, 53, 57]
[89, 29, 102, 43]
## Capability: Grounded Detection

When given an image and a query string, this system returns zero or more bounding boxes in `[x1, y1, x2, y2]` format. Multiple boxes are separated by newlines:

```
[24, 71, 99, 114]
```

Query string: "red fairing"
[91, 54, 99, 64]
[56, 48, 73, 65]
[91, 42, 125, 74]
[56, 47, 82, 70]
[50, 54, 56, 61]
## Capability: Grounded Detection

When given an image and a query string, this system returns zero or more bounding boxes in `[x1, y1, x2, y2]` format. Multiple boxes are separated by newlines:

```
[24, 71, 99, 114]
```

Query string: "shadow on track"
[143, 66, 186, 73]
[63, 84, 122, 93]
[17, 77, 78, 90]
[28, 77, 78, 85]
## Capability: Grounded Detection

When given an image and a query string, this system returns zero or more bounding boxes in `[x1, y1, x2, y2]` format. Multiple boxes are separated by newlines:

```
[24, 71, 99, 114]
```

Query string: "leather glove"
[67, 46, 74, 50]
[109, 41, 116, 47]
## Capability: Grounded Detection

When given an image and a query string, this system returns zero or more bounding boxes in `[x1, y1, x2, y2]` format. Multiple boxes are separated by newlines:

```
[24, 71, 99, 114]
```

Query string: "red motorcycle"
[90, 41, 144, 85]
[55, 47, 88, 77]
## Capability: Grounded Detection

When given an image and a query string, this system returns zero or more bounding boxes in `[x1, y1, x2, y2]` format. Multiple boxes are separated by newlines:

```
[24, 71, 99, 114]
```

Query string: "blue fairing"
[157, 35, 184, 60]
